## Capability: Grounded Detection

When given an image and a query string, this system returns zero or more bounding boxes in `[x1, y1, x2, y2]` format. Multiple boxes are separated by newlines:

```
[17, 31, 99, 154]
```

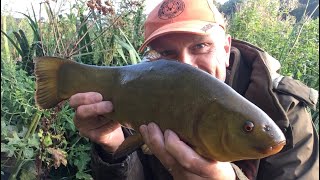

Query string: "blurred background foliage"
[1, 0, 318, 179]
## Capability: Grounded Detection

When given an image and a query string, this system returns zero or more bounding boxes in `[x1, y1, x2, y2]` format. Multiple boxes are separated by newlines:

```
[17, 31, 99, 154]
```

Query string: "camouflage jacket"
[90, 39, 319, 180]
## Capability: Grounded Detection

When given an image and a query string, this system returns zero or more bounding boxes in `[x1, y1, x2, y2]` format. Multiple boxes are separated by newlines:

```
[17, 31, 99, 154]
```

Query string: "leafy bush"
[1, 57, 40, 179]
[1, 56, 93, 179]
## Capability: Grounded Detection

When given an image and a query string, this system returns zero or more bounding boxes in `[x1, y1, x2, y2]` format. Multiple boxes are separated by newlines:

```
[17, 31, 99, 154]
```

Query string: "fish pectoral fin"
[113, 134, 144, 159]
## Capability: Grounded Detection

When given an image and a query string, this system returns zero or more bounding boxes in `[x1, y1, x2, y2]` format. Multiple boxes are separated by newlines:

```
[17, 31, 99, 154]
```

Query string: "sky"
[1, 0, 229, 18]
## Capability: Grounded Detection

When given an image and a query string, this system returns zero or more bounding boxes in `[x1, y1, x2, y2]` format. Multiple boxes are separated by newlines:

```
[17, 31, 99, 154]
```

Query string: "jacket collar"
[227, 39, 289, 128]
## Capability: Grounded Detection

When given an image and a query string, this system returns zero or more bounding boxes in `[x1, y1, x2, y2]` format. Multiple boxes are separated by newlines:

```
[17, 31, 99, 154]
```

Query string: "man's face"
[149, 27, 231, 81]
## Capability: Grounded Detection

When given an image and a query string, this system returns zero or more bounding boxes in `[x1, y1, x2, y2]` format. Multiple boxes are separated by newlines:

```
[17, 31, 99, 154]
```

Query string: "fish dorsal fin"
[113, 134, 144, 159]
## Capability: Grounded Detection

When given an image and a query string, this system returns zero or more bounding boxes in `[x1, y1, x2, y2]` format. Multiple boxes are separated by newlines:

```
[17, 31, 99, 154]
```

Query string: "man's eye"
[193, 43, 209, 49]
[191, 43, 213, 54]
[160, 50, 176, 57]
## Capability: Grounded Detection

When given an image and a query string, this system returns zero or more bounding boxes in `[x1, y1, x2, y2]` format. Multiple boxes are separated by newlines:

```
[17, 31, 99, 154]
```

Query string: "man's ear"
[224, 34, 232, 67]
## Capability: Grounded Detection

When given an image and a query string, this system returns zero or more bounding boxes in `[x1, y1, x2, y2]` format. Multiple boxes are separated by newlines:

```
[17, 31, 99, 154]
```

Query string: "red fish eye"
[243, 121, 254, 132]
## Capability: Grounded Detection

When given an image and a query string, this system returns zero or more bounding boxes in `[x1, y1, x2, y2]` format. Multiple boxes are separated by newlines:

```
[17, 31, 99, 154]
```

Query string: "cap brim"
[138, 21, 221, 52]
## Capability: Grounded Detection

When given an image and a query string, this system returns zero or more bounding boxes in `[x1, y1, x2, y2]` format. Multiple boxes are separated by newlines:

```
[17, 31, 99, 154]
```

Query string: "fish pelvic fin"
[34, 56, 73, 109]
[113, 134, 144, 159]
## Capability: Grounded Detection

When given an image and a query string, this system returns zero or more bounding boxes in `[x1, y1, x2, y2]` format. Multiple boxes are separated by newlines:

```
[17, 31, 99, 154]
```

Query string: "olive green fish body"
[34, 57, 286, 162]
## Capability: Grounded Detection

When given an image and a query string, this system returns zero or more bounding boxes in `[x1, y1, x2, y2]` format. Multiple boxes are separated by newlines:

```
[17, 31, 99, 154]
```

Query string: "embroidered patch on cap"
[158, 0, 185, 20]
[201, 23, 215, 32]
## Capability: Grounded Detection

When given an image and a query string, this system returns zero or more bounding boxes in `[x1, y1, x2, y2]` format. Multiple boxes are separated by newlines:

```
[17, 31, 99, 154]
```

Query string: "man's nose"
[178, 52, 194, 66]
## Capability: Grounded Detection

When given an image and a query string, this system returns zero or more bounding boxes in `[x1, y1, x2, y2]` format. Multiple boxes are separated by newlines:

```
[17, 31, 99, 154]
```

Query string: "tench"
[34, 56, 286, 162]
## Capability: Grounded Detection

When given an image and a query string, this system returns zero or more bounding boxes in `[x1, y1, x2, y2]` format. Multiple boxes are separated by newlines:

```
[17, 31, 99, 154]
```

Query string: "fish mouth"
[257, 140, 286, 156]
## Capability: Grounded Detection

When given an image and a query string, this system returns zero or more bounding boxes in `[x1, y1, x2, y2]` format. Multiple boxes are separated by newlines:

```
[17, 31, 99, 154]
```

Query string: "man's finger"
[164, 129, 215, 177]
[88, 121, 122, 141]
[139, 123, 176, 168]
[73, 115, 110, 132]
[69, 92, 103, 108]
[75, 101, 113, 120]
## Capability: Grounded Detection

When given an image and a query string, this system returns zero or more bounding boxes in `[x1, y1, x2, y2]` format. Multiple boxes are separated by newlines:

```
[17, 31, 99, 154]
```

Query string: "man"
[69, 0, 319, 179]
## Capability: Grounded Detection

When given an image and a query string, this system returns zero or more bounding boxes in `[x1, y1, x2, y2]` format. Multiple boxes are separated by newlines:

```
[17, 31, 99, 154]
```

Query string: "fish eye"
[243, 121, 254, 133]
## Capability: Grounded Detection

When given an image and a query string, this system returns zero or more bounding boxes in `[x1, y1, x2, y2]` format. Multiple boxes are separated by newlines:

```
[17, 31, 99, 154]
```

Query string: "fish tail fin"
[34, 56, 73, 109]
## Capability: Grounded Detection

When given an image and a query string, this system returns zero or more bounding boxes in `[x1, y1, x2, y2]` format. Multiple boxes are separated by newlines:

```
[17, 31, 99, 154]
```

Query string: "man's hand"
[69, 92, 124, 152]
[139, 122, 236, 180]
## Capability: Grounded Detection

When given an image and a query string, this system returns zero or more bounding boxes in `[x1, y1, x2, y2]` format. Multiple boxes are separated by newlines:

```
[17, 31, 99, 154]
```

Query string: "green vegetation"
[1, 0, 318, 179]
[1, 1, 145, 179]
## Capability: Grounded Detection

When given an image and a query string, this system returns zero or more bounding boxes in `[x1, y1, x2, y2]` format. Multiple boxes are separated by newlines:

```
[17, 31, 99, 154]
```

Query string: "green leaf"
[76, 171, 93, 180]
[7, 132, 22, 145]
[74, 151, 90, 171]
[65, 114, 76, 132]
[115, 43, 127, 65]
[37, 129, 43, 138]
[1, 143, 16, 157]
[128, 49, 137, 65]
[18, 29, 30, 55]
[44, 135, 53, 147]
[27, 134, 40, 147]
[23, 148, 34, 159]
[17, 11, 41, 42]
[119, 28, 141, 63]
[1, 30, 23, 56]
[19, 161, 37, 180]
[114, 35, 137, 64]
